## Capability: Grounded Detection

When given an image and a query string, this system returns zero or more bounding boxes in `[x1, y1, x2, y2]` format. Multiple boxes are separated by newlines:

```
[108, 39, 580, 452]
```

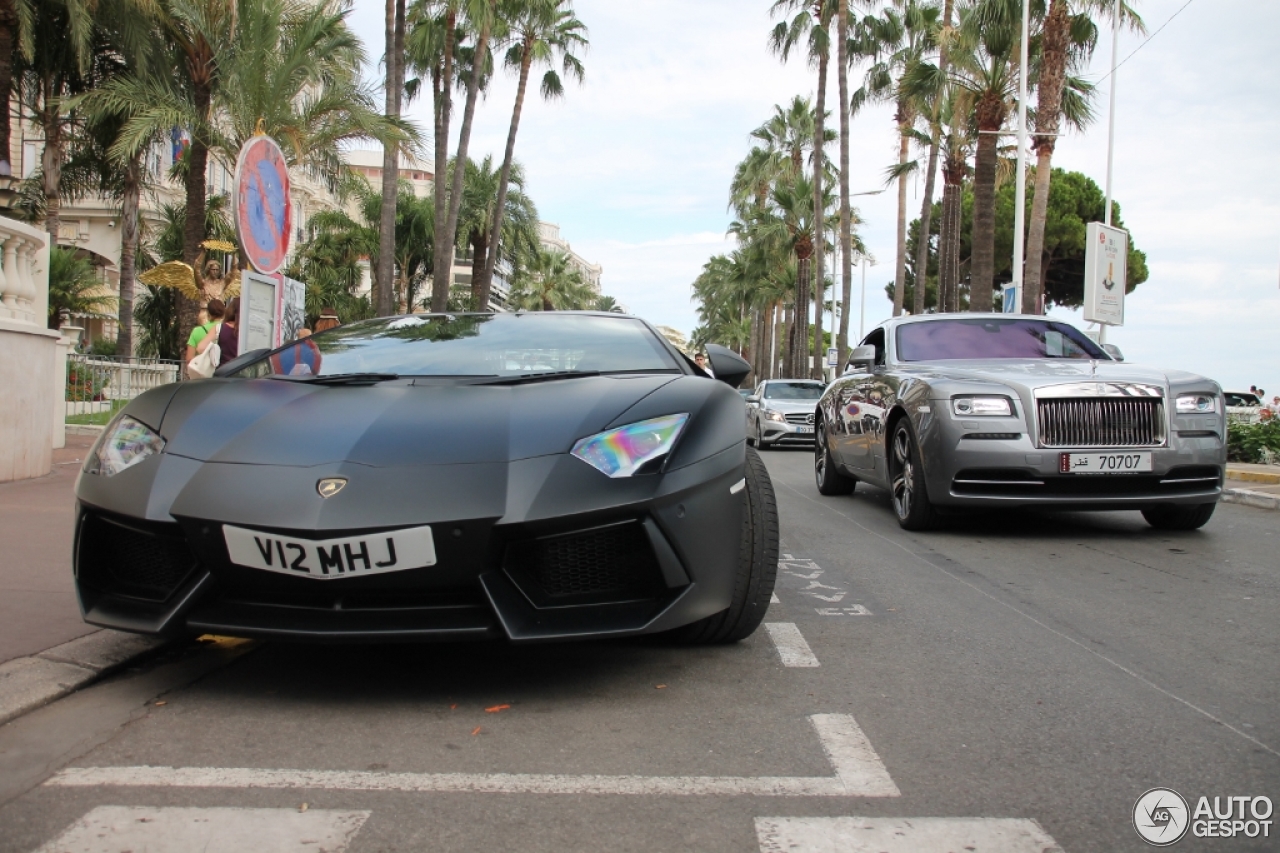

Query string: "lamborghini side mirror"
[704, 344, 751, 389]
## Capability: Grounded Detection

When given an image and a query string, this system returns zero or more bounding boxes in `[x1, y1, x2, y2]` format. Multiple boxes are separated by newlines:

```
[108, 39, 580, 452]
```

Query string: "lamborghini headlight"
[571, 414, 689, 478]
[86, 415, 165, 477]
[1175, 393, 1218, 414]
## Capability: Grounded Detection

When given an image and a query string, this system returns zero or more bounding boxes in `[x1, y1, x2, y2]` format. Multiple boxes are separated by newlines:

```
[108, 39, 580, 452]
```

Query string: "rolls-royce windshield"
[895, 318, 1108, 362]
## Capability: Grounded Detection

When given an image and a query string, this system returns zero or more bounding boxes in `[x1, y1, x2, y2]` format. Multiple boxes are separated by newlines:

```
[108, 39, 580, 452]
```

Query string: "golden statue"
[139, 239, 242, 302]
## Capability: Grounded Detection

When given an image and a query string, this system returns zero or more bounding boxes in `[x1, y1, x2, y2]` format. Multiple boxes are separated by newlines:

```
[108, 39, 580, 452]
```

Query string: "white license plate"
[1061, 452, 1153, 474]
[794, 425, 813, 434]
[223, 525, 436, 579]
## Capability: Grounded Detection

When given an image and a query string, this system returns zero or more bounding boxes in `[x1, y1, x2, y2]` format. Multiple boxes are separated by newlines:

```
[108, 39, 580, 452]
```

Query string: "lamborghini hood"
[158, 374, 680, 467]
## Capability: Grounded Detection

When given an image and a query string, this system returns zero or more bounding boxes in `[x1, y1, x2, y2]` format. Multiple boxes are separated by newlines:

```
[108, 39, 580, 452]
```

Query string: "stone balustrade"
[0, 214, 60, 482]
[0, 215, 49, 327]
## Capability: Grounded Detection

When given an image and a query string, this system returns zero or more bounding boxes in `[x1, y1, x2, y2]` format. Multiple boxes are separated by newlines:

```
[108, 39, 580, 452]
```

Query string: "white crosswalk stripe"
[755, 816, 1064, 853]
[34, 806, 369, 853]
[45, 714, 899, 798]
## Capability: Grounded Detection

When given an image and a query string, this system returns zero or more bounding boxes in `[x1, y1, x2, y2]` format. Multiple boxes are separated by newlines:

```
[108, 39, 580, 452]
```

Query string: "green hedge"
[1227, 417, 1280, 464]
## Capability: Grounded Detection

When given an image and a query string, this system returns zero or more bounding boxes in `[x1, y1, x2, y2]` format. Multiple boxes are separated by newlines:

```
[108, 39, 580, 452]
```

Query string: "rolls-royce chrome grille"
[1036, 397, 1165, 448]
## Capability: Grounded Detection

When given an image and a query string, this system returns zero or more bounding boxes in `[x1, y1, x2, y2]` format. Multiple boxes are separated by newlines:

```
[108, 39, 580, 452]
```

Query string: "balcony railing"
[66, 354, 181, 421]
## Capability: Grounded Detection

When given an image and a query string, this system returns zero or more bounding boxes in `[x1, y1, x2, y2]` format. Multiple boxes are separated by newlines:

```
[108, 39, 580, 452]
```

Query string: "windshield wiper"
[469, 370, 601, 386]
[270, 372, 400, 386]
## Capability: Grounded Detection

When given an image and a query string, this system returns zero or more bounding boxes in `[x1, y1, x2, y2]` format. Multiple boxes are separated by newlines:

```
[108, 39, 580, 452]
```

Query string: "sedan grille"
[1037, 398, 1164, 448]
[784, 413, 815, 425]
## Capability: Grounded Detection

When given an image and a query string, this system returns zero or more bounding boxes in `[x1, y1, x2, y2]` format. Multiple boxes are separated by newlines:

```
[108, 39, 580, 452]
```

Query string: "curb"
[0, 630, 170, 726]
[1225, 469, 1280, 486]
[1221, 488, 1280, 512]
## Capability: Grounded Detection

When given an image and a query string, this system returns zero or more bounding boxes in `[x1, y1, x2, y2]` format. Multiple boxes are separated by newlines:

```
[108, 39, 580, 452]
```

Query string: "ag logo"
[1134, 787, 1190, 846]
[316, 478, 347, 499]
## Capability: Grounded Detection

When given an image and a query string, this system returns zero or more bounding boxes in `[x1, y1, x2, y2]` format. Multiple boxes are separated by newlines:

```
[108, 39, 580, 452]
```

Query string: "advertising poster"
[1083, 222, 1128, 326]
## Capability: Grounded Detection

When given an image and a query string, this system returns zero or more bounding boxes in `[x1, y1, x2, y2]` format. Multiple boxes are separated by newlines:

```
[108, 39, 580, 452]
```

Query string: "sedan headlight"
[571, 414, 689, 478]
[1176, 393, 1219, 414]
[86, 415, 165, 477]
[761, 408, 786, 422]
[952, 396, 1013, 417]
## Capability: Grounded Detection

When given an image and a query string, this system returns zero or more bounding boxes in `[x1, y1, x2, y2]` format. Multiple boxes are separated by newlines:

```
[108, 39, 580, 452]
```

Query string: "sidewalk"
[0, 430, 168, 725]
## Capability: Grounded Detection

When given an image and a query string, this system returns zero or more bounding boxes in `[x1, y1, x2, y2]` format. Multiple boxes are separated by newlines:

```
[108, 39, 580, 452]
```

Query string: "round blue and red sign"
[234, 136, 292, 274]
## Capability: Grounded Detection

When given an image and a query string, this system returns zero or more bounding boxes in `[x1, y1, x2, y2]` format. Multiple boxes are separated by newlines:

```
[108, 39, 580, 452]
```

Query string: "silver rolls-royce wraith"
[814, 314, 1226, 531]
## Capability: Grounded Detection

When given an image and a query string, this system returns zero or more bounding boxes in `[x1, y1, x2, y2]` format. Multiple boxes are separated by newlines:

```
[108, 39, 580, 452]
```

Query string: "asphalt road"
[1, 447, 1276, 852]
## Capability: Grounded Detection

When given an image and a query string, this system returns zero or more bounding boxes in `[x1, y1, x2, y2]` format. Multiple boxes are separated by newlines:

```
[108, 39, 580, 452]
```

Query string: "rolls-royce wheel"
[1141, 503, 1216, 531]
[815, 422, 855, 496]
[670, 446, 779, 644]
[889, 420, 939, 531]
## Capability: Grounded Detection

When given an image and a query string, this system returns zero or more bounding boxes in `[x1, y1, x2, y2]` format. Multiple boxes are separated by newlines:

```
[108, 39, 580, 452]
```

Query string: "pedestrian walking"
[315, 307, 340, 333]
[184, 299, 224, 377]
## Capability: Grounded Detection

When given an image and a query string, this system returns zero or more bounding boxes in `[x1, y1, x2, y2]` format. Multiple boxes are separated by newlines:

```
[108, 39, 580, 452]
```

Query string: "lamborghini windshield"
[235, 313, 681, 379]
[896, 318, 1109, 362]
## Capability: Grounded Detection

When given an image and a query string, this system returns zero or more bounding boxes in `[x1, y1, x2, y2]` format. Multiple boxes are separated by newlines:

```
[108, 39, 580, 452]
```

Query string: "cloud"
[345, 0, 1279, 391]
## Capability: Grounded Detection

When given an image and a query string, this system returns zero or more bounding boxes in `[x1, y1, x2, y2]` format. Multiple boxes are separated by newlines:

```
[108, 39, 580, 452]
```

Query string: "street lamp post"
[846, 189, 883, 344]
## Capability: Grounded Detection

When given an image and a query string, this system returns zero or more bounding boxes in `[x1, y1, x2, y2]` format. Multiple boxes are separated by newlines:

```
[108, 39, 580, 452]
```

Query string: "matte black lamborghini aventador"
[73, 312, 778, 644]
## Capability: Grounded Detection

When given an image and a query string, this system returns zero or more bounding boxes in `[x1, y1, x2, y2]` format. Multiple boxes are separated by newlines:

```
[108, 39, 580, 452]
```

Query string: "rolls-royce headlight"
[952, 396, 1013, 417]
[571, 414, 689, 478]
[86, 415, 165, 477]
[1175, 394, 1218, 414]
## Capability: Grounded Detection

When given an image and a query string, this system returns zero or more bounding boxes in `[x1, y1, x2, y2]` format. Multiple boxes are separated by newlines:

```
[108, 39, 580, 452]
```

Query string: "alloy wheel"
[891, 427, 914, 520]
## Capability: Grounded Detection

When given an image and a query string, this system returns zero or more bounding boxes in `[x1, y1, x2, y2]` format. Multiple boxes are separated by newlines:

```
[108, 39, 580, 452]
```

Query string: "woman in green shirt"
[184, 299, 225, 377]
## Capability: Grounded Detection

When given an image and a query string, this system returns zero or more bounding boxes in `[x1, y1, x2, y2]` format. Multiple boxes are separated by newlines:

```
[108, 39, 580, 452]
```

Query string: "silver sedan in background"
[814, 314, 1226, 532]
[747, 379, 826, 449]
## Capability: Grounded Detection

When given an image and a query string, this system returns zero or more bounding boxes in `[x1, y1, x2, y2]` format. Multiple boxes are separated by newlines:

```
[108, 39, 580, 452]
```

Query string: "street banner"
[1002, 284, 1018, 313]
[234, 135, 292, 274]
[1083, 222, 1128, 326]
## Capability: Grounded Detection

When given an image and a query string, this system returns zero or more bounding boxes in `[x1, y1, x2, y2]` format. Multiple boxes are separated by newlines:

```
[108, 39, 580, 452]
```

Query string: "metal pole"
[1012, 0, 1030, 313]
[1104, 0, 1120, 227]
[859, 259, 867, 340]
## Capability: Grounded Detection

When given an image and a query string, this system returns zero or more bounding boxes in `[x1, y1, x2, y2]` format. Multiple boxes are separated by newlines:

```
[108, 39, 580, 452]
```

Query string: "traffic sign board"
[234, 136, 292, 274]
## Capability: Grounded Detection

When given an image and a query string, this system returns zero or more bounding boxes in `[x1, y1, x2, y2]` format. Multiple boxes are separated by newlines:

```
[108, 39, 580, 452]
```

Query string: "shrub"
[1227, 417, 1280, 464]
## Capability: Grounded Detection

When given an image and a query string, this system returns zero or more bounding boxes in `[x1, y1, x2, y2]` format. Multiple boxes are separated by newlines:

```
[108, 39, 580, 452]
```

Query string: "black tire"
[755, 422, 771, 450]
[815, 420, 855, 496]
[671, 446, 779, 644]
[889, 419, 939, 531]
[1141, 503, 1216, 530]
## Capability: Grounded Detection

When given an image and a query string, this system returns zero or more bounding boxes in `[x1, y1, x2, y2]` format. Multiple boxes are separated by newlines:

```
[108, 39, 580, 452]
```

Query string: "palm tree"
[909, 0, 953, 317]
[1021, 0, 1139, 313]
[771, 0, 831, 380]
[433, 0, 501, 313]
[18, 0, 98, 242]
[834, 0, 852, 362]
[456, 154, 539, 309]
[948, 0, 1020, 311]
[477, 0, 585, 311]
[851, 1, 940, 319]
[507, 247, 592, 311]
[0, 0, 36, 179]
[377, 0, 407, 316]
[594, 294, 622, 313]
[48, 246, 115, 330]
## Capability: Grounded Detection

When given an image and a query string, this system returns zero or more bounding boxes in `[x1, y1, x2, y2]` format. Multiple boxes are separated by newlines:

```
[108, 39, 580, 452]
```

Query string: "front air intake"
[503, 521, 667, 606]
[79, 513, 198, 601]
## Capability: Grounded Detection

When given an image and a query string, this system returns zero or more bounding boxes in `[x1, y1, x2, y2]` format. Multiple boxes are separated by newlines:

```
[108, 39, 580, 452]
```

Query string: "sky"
[347, 0, 1279, 394]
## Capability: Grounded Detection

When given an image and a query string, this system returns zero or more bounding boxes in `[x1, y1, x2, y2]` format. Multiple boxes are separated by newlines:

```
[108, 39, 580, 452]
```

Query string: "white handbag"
[187, 323, 221, 379]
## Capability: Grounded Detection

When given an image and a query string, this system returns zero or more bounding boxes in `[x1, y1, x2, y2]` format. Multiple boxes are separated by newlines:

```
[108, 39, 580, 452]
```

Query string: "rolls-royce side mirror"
[845, 345, 876, 371]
